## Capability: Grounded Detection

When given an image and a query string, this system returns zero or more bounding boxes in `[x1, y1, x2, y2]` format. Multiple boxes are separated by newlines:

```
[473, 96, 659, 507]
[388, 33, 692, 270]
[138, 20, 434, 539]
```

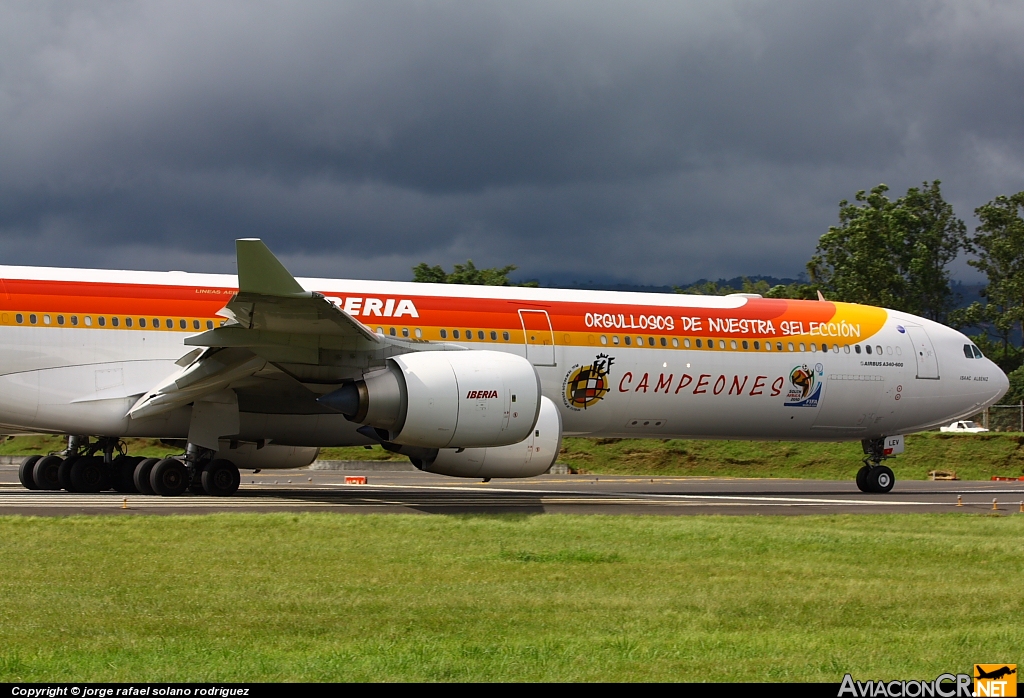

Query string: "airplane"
[2, 239, 1008, 497]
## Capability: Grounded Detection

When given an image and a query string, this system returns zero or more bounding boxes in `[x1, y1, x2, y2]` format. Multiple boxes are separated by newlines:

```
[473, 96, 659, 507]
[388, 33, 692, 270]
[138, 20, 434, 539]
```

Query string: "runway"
[2, 465, 1024, 516]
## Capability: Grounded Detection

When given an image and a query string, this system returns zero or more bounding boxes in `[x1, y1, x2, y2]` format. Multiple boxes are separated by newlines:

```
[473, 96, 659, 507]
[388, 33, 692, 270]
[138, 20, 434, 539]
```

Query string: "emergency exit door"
[518, 309, 556, 366]
[905, 325, 939, 379]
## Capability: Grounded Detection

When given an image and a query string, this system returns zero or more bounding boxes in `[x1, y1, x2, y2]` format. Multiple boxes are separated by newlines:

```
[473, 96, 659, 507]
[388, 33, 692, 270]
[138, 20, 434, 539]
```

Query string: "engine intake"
[319, 350, 542, 449]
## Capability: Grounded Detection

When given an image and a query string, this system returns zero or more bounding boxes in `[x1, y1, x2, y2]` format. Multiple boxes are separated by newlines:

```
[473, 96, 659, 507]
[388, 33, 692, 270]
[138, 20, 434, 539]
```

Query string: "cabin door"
[518, 309, 556, 366]
[905, 326, 939, 379]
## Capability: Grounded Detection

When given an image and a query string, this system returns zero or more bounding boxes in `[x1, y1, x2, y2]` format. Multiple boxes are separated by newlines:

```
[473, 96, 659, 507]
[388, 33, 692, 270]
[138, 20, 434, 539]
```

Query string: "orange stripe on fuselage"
[0, 277, 886, 344]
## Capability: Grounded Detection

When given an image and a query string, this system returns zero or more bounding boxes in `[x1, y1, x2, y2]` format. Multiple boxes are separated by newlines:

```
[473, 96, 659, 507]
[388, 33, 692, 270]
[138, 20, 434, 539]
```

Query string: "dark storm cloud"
[1, 1, 1023, 284]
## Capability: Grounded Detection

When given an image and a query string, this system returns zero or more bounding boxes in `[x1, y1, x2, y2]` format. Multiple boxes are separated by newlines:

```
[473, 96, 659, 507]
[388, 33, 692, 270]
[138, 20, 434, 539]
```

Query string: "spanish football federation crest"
[562, 354, 614, 411]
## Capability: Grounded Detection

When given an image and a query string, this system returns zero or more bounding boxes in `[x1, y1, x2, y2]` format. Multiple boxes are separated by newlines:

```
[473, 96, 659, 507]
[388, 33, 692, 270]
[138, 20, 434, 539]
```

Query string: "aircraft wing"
[128, 239, 449, 420]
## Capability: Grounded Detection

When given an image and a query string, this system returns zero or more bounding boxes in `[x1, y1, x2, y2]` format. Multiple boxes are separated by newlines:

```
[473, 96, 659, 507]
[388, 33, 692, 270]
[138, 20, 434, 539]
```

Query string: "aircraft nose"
[990, 362, 1010, 404]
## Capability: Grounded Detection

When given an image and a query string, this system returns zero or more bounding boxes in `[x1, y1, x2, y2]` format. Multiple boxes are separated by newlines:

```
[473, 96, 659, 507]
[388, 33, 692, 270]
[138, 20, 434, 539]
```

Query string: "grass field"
[0, 513, 1021, 682]
[4, 432, 1024, 480]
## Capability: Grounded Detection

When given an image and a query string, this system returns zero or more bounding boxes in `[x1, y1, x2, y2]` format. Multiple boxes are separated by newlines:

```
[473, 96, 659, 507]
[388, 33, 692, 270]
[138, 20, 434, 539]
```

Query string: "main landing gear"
[856, 437, 895, 494]
[17, 436, 240, 497]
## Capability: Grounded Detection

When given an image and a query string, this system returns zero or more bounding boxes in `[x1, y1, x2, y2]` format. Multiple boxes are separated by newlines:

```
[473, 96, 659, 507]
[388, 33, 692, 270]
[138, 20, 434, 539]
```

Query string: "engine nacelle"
[319, 350, 541, 449]
[213, 441, 320, 470]
[419, 396, 562, 478]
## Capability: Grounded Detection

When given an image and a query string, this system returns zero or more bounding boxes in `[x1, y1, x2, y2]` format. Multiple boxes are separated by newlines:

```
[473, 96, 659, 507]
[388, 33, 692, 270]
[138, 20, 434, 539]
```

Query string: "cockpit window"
[963, 344, 974, 359]
[972, 345, 984, 359]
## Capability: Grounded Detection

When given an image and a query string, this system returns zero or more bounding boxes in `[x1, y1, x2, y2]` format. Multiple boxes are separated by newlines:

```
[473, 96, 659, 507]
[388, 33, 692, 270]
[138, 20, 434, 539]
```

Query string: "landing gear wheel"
[866, 465, 895, 494]
[111, 456, 141, 493]
[59, 455, 81, 491]
[151, 458, 189, 496]
[33, 455, 64, 490]
[70, 456, 106, 493]
[855, 465, 871, 493]
[134, 458, 159, 495]
[19, 456, 41, 490]
[202, 459, 240, 496]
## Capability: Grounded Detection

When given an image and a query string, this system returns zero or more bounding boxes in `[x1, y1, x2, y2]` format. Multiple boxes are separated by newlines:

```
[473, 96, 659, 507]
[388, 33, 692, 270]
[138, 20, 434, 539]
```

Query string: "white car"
[939, 420, 989, 433]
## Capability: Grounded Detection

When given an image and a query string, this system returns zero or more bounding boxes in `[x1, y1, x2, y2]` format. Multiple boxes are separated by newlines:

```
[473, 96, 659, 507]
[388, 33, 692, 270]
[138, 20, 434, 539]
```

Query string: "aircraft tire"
[855, 465, 871, 493]
[18, 456, 42, 490]
[33, 455, 64, 490]
[70, 456, 105, 493]
[866, 465, 894, 494]
[111, 456, 141, 493]
[151, 458, 189, 497]
[202, 459, 240, 497]
[134, 458, 159, 495]
[58, 455, 80, 491]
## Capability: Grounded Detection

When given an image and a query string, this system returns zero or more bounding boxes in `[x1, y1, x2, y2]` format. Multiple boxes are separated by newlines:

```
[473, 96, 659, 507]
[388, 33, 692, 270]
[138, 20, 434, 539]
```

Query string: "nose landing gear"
[857, 438, 896, 493]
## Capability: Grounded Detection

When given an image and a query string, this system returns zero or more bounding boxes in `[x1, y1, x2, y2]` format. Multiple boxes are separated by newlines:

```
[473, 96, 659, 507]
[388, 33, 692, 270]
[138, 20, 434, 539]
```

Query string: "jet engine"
[318, 350, 542, 449]
[417, 396, 563, 478]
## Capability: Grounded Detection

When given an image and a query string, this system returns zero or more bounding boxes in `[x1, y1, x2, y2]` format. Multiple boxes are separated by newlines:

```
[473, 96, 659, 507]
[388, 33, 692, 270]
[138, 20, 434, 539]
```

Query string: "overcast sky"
[2, 1, 1022, 286]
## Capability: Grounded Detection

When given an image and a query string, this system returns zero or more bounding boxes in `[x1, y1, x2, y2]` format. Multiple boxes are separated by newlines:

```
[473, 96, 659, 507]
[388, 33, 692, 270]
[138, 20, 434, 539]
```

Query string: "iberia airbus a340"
[3, 239, 1007, 497]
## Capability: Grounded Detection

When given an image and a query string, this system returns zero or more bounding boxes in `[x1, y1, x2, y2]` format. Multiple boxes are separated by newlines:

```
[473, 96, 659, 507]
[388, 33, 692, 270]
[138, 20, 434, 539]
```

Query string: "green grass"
[0, 513, 1021, 681]
[6, 432, 1024, 479]
[560, 432, 1024, 481]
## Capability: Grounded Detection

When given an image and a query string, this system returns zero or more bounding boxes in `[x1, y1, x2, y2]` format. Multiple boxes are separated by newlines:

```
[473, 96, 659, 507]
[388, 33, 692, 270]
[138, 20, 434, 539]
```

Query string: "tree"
[412, 260, 538, 287]
[949, 192, 1024, 370]
[807, 181, 967, 321]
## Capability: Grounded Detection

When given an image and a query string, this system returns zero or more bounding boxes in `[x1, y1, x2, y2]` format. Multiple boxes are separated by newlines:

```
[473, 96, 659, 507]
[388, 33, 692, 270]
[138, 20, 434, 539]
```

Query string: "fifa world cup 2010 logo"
[563, 354, 614, 410]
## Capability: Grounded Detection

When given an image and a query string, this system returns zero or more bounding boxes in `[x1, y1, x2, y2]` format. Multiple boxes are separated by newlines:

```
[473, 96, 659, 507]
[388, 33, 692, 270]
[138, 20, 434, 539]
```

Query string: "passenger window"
[57, 315, 65, 325]
[742, 340, 749, 350]
[695, 339, 702, 348]
[502, 332, 510, 341]
[681, 338, 689, 348]
[30, 314, 37, 324]
[844, 344, 850, 353]
[440, 329, 448, 339]
[876, 345, 883, 355]
[490, 331, 497, 340]
[752, 341, 758, 350]
[787, 342, 794, 352]
[193, 320, 200, 330]
[402, 328, 409, 338]
[453, 330, 460, 339]
[375, 327, 383, 334]
[660, 337, 667, 347]
[765, 341, 772, 351]
[822, 344, 828, 352]
[810, 343, 816, 353]
[153, 318, 160, 328]
[478, 331, 484, 340]
[112, 317, 119, 327]
[179, 319, 186, 329]
[798, 343, 805, 351]
[71, 316, 78, 326]
[636, 336, 643, 346]
[389, 327, 396, 336]
[886, 346, 892, 355]
[165, 319, 173, 329]
[139, 318, 146, 328]
[672, 338, 679, 348]
[206, 320, 214, 329]
[125, 318, 133, 327]
[855, 345, 861, 354]
[612, 336, 620, 345]
[730, 340, 738, 350]
[865, 345, 872, 354]
[465, 329, 472, 339]
[43, 315, 51, 324]
[84, 316, 92, 326]
[625, 336, 632, 346]
[98, 316, 105, 326]
[896, 346, 902, 356]
[963, 344, 974, 359]
[416, 328, 423, 339]
[600, 335, 608, 345]
[15, 313, 23, 323]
